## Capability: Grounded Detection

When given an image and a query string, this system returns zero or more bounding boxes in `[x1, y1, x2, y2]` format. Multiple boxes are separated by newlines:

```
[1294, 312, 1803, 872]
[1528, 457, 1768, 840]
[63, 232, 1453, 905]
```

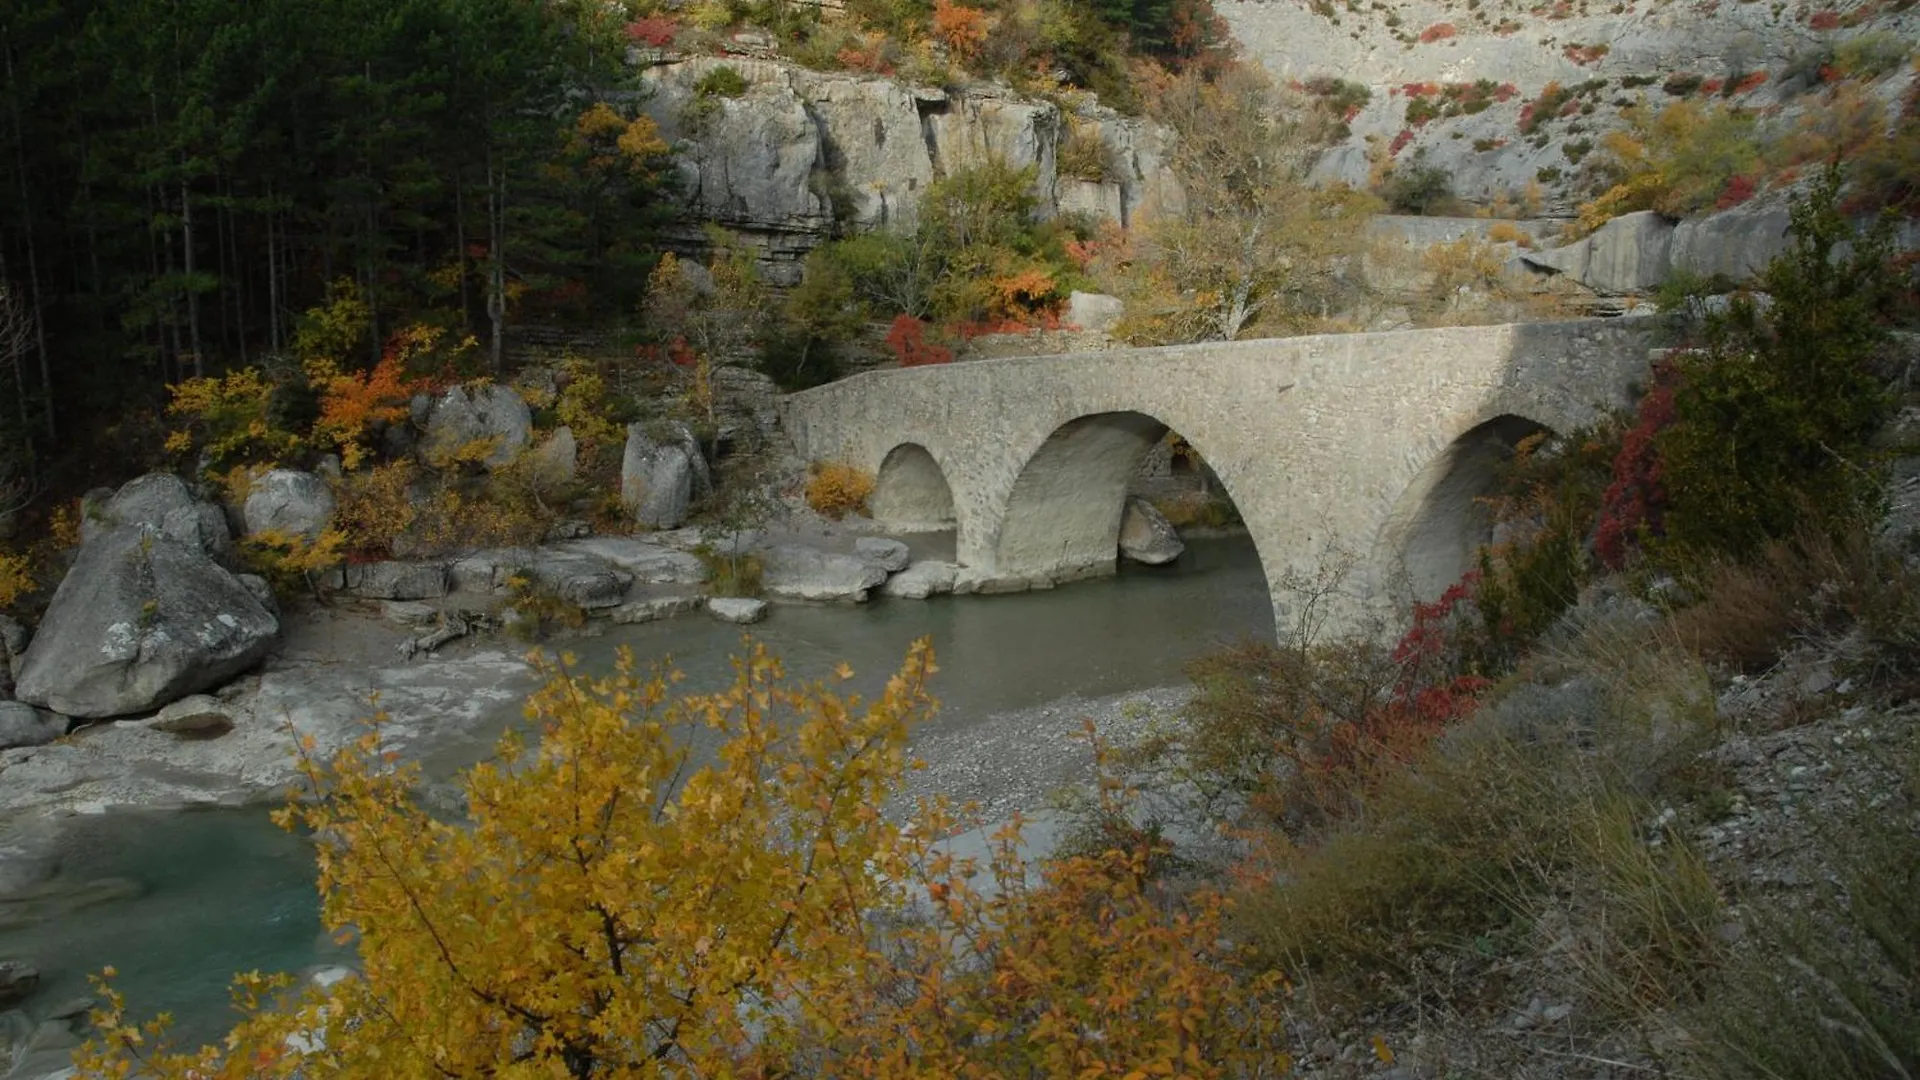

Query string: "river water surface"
[4, 536, 1271, 1049]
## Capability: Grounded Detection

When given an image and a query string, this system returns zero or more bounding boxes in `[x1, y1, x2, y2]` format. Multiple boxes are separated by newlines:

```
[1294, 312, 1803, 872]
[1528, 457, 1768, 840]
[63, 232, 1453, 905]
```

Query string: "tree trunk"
[486, 157, 505, 373]
[3, 45, 52, 439]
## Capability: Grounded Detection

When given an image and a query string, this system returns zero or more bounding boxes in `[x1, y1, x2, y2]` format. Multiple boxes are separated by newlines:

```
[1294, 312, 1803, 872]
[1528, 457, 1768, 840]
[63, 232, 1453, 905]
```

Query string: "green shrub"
[693, 64, 751, 98]
[1655, 167, 1899, 563]
[1378, 159, 1453, 213]
[1834, 30, 1912, 79]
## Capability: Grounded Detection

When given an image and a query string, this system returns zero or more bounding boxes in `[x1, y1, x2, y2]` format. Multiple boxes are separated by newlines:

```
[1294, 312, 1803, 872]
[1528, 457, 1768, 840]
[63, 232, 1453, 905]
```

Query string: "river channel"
[2, 535, 1272, 1051]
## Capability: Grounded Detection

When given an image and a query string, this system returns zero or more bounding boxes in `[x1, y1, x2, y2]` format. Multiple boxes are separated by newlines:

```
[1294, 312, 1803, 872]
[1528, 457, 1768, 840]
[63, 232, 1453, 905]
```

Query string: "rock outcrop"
[638, 58, 1180, 283]
[13, 526, 279, 718]
[708, 596, 769, 624]
[881, 560, 958, 600]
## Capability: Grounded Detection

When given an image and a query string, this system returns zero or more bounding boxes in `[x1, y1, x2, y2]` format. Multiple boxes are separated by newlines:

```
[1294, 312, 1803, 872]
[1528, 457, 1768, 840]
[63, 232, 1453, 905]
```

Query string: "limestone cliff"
[636, 57, 1181, 283]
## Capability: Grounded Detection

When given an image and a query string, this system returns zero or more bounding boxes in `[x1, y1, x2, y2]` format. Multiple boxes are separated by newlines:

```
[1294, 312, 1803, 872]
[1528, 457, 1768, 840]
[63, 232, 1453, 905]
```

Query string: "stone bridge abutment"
[784, 317, 1673, 636]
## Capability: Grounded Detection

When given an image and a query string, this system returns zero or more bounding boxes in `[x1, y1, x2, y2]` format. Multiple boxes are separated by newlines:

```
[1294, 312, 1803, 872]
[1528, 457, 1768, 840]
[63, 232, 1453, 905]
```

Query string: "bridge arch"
[991, 410, 1258, 589]
[870, 443, 956, 531]
[1376, 413, 1553, 602]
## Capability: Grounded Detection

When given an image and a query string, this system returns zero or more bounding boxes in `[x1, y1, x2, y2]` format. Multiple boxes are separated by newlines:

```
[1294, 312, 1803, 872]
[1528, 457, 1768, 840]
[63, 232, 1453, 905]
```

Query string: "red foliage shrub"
[1716, 173, 1758, 209]
[1562, 43, 1609, 65]
[1731, 70, 1769, 95]
[1597, 360, 1680, 568]
[1494, 82, 1520, 102]
[1807, 8, 1842, 29]
[625, 16, 678, 47]
[886, 315, 953, 367]
[1399, 81, 1442, 98]
[1389, 127, 1416, 156]
[1701, 77, 1725, 95]
[1418, 22, 1458, 42]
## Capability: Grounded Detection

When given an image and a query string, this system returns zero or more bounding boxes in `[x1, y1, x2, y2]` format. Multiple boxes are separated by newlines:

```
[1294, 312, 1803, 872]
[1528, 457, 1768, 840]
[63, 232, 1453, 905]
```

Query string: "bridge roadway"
[783, 317, 1674, 635]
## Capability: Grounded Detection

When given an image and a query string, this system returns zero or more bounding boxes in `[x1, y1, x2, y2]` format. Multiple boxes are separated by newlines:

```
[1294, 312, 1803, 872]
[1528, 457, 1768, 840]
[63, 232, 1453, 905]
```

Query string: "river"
[1, 535, 1271, 1052]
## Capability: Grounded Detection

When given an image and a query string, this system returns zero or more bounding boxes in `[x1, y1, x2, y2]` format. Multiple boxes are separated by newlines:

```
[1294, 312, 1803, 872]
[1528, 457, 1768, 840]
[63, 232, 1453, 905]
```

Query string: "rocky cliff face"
[638, 57, 1181, 282]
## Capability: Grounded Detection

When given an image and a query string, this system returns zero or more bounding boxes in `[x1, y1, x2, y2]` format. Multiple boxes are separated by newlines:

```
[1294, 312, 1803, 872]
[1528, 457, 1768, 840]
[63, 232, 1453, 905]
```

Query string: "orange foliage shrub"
[885, 314, 953, 367]
[931, 0, 990, 61]
[1417, 22, 1456, 42]
[805, 460, 875, 519]
[0, 550, 32, 613]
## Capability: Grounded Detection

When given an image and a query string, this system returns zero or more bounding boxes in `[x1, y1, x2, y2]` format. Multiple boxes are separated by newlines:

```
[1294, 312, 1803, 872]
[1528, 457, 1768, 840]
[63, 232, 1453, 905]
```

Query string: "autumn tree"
[1104, 66, 1372, 343]
[77, 640, 1289, 1078]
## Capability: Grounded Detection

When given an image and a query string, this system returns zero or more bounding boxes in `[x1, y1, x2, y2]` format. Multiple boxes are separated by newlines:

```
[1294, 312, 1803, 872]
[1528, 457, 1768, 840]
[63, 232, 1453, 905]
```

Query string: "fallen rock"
[12, 527, 280, 719]
[421, 384, 533, 470]
[243, 469, 336, 540]
[881, 560, 958, 600]
[555, 537, 708, 586]
[760, 545, 888, 603]
[0, 703, 64, 750]
[611, 594, 703, 624]
[0, 961, 37, 1009]
[1118, 497, 1183, 565]
[236, 573, 279, 616]
[148, 695, 235, 739]
[708, 597, 769, 624]
[854, 536, 912, 573]
[380, 600, 440, 627]
[1066, 291, 1125, 334]
[620, 422, 709, 530]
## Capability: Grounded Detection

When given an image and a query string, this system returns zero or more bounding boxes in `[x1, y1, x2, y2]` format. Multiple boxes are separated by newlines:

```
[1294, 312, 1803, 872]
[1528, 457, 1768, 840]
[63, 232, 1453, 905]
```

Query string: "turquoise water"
[1, 537, 1271, 1050]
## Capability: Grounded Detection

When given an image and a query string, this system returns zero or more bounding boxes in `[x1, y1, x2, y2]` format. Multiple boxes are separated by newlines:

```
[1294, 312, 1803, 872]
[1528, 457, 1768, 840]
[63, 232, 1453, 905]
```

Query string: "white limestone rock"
[760, 544, 888, 603]
[243, 469, 337, 540]
[13, 527, 279, 718]
[708, 597, 769, 624]
[881, 560, 958, 600]
[1118, 497, 1183, 566]
[1066, 291, 1125, 334]
[555, 537, 709, 586]
[148, 695, 236, 738]
[620, 422, 709, 530]
[853, 536, 911, 573]
[421, 384, 533, 470]
[82, 473, 233, 562]
[611, 594, 703, 624]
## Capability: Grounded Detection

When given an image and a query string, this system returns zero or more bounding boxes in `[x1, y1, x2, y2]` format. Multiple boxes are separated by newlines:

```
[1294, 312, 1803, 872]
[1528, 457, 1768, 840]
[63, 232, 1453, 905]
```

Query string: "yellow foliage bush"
[77, 640, 1290, 1077]
[163, 368, 304, 470]
[330, 461, 419, 559]
[239, 528, 346, 598]
[805, 460, 875, 519]
[0, 550, 32, 612]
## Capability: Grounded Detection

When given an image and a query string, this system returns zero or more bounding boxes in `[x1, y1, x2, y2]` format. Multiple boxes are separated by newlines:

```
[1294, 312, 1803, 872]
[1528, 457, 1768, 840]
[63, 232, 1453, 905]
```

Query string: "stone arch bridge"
[783, 318, 1673, 635]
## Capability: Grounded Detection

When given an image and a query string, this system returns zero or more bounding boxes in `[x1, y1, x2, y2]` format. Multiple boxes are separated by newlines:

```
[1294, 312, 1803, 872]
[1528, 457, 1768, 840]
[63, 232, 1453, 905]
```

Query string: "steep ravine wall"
[637, 57, 1182, 283]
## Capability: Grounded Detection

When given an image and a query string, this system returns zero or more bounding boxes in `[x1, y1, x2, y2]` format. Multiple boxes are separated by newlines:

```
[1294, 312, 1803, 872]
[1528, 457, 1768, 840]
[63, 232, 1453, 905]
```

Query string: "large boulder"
[243, 469, 336, 540]
[707, 597, 768, 624]
[512, 551, 634, 610]
[0, 702, 64, 750]
[0, 614, 25, 699]
[760, 544, 888, 603]
[1521, 211, 1674, 296]
[12, 526, 279, 718]
[82, 473, 233, 562]
[621, 423, 709, 531]
[1118, 497, 1183, 566]
[1670, 204, 1795, 284]
[421, 384, 533, 470]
